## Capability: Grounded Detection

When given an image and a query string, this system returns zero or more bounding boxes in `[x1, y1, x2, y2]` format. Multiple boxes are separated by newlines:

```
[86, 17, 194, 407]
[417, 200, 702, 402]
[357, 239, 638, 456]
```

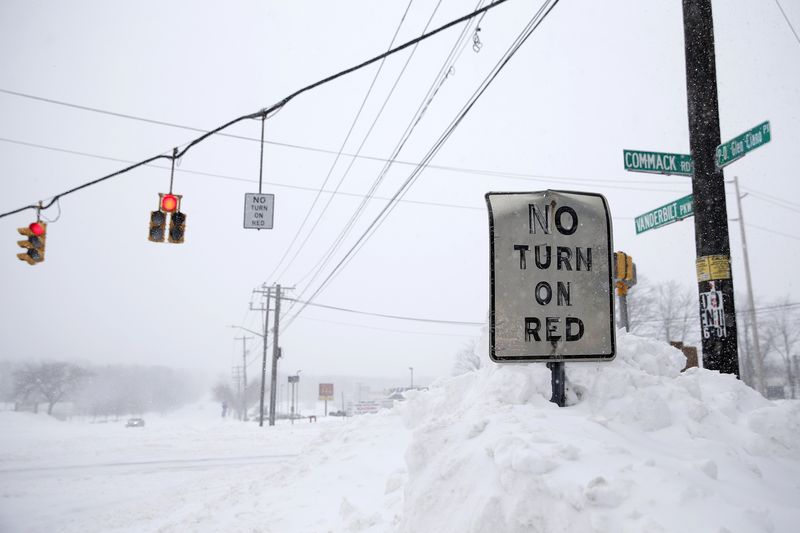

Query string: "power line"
[264, 0, 420, 283]
[0, 0, 514, 220]
[0, 134, 689, 199]
[281, 296, 483, 326]
[0, 90, 689, 188]
[283, 0, 486, 290]
[741, 188, 800, 214]
[296, 315, 479, 337]
[0, 136, 655, 219]
[744, 223, 800, 242]
[274, 0, 450, 283]
[283, 0, 561, 330]
[773, 0, 800, 46]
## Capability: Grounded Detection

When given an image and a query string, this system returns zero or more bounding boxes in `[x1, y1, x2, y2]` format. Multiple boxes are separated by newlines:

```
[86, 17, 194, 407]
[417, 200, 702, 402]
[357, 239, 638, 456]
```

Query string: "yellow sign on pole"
[696, 255, 731, 282]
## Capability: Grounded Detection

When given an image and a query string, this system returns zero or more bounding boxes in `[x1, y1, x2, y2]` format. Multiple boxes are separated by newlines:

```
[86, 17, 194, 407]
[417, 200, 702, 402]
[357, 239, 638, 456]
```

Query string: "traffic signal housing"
[168, 211, 186, 243]
[17, 222, 47, 265]
[148, 210, 167, 242]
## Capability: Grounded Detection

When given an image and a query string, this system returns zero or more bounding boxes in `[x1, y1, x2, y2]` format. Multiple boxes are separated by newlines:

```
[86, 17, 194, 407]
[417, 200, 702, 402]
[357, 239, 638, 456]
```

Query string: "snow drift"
[396, 332, 800, 533]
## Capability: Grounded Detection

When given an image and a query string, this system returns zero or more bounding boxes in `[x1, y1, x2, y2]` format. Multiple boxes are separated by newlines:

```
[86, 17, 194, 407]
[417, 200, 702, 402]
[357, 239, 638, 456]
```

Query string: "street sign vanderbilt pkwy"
[485, 191, 616, 362]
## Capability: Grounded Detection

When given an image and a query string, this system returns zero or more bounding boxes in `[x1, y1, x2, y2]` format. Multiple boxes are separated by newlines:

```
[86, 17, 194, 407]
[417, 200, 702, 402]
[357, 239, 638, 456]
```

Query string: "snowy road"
[0, 406, 410, 533]
[0, 452, 298, 476]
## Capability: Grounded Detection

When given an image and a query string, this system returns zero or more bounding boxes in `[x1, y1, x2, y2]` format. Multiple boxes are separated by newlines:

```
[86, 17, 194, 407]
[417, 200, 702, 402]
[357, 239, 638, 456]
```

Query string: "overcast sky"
[1, 0, 798, 385]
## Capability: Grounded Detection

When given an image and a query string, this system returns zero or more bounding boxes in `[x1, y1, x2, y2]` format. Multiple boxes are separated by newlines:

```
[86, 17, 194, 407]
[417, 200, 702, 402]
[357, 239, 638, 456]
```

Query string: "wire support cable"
[0, 0, 514, 220]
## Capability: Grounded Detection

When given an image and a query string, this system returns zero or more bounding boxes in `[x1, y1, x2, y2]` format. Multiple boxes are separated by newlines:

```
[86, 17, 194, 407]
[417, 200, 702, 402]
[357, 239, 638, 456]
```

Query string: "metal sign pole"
[547, 362, 566, 407]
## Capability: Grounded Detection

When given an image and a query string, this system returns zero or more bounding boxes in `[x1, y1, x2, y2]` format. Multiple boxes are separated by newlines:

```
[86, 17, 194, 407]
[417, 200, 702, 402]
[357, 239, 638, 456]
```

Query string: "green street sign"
[635, 194, 694, 234]
[716, 121, 771, 168]
[623, 149, 694, 176]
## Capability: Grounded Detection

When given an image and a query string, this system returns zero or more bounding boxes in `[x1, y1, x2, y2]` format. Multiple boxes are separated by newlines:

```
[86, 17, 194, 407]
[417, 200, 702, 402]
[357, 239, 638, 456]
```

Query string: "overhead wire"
[309, 0, 558, 300]
[274, 0, 448, 283]
[282, 0, 561, 331]
[0, 0, 514, 220]
[296, 315, 479, 337]
[282, 296, 482, 325]
[284, 0, 488, 291]
[0, 137, 659, 221]
[773, 0, 800, 46]
[744, 223, 800, 242]
[0, 93, 691, 187]
[263, 0, 418, 283]
[0, 135, 691, 195]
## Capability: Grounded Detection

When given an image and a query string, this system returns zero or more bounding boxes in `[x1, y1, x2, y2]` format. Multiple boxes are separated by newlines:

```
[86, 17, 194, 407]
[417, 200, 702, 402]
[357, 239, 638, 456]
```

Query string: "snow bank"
[397, 332, 800, 533]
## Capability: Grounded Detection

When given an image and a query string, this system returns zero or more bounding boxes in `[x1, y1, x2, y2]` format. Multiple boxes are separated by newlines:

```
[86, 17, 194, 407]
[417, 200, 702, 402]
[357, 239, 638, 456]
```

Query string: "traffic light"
[148, 210, 166, 242]
[17, 221, 47, 265]
[148, 193, 185, 244]
[614, 251, 629, 281]
[168, 210, 186, 243]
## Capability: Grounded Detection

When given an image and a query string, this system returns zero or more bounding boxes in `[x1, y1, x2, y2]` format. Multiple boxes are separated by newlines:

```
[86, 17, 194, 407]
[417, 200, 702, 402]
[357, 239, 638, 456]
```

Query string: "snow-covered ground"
[2, 332, 799, 532]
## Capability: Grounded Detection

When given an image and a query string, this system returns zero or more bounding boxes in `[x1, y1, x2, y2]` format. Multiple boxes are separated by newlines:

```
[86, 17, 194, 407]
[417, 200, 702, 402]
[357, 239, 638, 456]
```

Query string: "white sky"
[1, 0, 798, 383]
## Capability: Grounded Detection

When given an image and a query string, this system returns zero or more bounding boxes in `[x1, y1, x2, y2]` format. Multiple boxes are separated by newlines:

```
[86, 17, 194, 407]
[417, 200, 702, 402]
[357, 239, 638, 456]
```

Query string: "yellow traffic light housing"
[16, 222, 47, 265]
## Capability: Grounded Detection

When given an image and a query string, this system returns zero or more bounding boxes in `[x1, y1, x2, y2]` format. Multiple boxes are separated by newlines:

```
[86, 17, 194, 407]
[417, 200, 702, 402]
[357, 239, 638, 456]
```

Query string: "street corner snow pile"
[396, 331, 800, 533]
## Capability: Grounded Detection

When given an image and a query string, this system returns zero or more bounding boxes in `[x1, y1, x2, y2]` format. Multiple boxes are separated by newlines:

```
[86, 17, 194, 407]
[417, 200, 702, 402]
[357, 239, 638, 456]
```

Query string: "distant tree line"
[0, 361, 205, 418]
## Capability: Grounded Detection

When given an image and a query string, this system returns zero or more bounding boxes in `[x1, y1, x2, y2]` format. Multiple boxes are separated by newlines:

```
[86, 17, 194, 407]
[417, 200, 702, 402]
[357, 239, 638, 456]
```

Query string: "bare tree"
[13, 362, 91, 415]
[763, 300, 800, 399]
[655, 280, 696, 344]
[626, 277, 697, 344]
[12, 365, 39, 412]
[452, 340, 482, 376]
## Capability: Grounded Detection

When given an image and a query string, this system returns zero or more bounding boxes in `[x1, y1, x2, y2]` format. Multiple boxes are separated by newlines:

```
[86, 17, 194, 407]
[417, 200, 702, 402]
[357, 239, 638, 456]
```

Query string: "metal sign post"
[486, 190, 615, 407]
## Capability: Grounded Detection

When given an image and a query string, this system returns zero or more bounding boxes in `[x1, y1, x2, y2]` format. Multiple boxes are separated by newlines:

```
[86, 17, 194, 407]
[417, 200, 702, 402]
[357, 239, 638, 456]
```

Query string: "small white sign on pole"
[485, 190, 616, 362]
[243, 193, 275, 229]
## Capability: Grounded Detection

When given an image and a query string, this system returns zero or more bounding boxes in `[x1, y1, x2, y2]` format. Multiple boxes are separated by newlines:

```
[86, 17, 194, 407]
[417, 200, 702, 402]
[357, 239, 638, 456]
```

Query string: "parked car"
[125, 418, 145, 428]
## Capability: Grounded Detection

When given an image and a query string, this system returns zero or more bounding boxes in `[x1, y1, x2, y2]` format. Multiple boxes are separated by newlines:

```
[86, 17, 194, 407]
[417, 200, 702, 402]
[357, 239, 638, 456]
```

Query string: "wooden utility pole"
[267, 284, 294, 426]
[683, 0, 739, 376]
[733, 176, 764, 392]
[234, 335, 253, 420]
[251, 285, 272, 426]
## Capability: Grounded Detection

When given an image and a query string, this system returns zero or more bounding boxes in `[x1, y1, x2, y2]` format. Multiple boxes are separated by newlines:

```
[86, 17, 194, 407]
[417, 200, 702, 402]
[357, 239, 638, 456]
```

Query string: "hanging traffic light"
[17, 222, 47, 265]
[149, 194, 185, 244]
[168, 210, 186, 243]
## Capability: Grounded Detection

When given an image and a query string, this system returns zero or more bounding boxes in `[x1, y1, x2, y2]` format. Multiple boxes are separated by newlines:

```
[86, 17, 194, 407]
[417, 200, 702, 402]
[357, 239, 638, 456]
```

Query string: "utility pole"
[268, 284, 294, 426]
[232, 365, 243, 420]
[683, 0, 739, 376]
[234, 336, 253, 420]
[251, 285, 272, 426]
[733, 176, 764, 393]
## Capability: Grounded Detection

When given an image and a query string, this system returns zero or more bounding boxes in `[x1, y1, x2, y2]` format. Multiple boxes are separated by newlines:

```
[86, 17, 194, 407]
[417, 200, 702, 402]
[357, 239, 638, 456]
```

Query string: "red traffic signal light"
[29, 222, 45, 236]
[161, 194, 178, 212]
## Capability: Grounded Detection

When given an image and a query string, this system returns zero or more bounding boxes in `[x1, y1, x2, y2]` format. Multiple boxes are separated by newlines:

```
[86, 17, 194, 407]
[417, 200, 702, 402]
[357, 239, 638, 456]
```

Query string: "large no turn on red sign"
[485, 190, 616, 362]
